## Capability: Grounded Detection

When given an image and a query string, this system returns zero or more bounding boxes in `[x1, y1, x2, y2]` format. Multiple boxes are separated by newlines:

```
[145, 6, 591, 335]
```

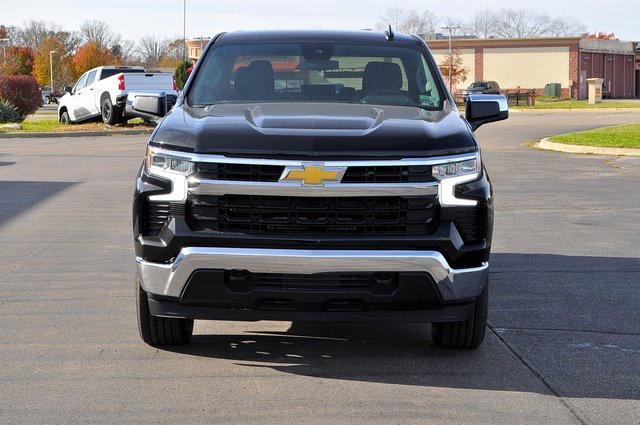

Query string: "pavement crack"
[488, 324, 588, 425]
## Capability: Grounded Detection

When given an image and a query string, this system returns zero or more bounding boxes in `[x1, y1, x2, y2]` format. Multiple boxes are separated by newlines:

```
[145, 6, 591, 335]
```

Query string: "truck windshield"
[188, 43, 443, 110]
[100, 69, 146, 80]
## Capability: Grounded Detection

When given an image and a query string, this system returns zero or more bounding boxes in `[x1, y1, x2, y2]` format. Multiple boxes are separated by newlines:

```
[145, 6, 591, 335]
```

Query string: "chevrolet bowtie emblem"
[283, 165, 342, 185]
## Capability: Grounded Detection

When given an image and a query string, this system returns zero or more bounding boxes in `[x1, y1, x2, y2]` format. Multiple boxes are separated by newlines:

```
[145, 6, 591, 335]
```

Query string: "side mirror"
[126, 91, 176, 120]
[65, 86, 73, 94]
[465, 94, 509, 131]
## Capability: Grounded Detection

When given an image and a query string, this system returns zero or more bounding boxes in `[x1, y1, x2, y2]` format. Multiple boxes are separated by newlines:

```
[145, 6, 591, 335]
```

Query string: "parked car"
[57, 66, 177, 125]
[41, 89, 64, 105]
[463, 81, 501, 102]
[132, 29, 508, 350]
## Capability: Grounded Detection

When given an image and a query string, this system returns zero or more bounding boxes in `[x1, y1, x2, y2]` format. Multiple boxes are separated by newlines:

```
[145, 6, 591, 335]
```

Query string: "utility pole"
[183, 0, 187, 62]
[49, 50, 56, 92]
[441, 26, 460, 93]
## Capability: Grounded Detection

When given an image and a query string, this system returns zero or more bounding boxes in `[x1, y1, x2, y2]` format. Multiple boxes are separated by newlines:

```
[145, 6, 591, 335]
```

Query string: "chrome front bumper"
[137, 247, 488, 303]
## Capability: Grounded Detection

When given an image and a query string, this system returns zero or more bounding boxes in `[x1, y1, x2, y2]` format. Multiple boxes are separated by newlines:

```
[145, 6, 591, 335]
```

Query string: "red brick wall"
[569, 45, 579, 98]
[474, 48, 483, 81]
[579, 52, 636, 98]
[531, 88, 570, 98]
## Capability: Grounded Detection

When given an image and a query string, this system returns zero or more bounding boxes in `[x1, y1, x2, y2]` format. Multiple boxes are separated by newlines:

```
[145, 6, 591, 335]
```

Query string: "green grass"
[0, 118, 151, 134]
[550, 124, 640, 149]
[515, 99, 640, 110]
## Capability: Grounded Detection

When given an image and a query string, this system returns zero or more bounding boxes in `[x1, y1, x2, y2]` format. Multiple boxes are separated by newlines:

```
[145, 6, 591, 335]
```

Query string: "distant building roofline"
[425, 36, 638, 55]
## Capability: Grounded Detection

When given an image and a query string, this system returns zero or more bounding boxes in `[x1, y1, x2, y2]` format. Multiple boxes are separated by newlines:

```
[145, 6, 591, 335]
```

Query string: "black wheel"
[60, 111, 71, 125]
[45, 96, 51, 105]
[432, 279, 488, 350]
[101, 96, 122, 125]
[137, 282, 193, 347]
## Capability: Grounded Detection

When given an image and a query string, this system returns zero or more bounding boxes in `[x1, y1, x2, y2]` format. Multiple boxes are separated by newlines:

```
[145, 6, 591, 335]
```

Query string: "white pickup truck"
[58, 66, 178, 125]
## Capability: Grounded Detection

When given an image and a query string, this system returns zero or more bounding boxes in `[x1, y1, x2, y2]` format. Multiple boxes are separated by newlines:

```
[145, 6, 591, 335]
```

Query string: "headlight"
[433, 155, 481, 207]
[432, 157, 480, 180]
[145, 147, 194, 176]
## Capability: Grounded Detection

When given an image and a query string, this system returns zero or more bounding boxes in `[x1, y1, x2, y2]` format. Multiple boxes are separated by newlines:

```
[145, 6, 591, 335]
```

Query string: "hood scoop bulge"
[244, 105, 385, 132]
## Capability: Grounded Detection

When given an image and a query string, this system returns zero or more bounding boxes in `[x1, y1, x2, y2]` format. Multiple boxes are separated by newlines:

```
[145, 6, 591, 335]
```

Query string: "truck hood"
[151, 102, 477, 159]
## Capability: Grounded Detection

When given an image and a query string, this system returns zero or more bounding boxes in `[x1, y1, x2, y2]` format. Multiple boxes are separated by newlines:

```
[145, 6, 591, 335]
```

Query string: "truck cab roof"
[97, 66, 146, 71]
[218, 29, 421, 46]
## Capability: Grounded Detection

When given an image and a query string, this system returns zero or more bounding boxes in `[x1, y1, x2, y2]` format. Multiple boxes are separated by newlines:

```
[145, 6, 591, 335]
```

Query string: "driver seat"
[235, 60, 276, 100]
[362, 62, 404, 97]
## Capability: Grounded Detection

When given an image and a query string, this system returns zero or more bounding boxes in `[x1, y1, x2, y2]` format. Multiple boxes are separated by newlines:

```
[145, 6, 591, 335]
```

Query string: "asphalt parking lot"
[1, 110, 639, 424]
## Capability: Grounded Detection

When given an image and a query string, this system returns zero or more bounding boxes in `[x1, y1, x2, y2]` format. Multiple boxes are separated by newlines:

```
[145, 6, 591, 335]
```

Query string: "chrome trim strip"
[188, 179, 439, 197]
[148, 148, 480, 204]
[467, 94, 509, 112]
[150, 147, 478, 167]
[137, 247, 489, 302]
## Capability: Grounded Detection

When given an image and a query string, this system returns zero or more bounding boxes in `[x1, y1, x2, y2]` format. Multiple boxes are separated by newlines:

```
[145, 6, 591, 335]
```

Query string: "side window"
[86, 70, 98, 87]
[416, 55, 441, 107]
[75, 74, 88, 92]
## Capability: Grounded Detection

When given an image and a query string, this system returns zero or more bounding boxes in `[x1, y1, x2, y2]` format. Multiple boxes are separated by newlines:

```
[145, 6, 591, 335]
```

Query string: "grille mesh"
[195, 163, 434, 184]
[342, 165, 433, 183]
[196, 163, 284, 182]
[187, 194, 438, 236]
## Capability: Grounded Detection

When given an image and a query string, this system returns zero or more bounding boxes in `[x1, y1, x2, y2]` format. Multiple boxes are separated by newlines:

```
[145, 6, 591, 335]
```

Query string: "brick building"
[426, 37, 639, 99]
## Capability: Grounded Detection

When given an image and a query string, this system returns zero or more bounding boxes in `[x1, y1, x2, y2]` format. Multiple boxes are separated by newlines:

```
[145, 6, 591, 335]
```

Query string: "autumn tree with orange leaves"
[0, 47, 34, 75]
[33, 36, 74, 89]
[72, 42, 119, 79]
[582, 32, 617, 40]
[439, 49, 469, 90]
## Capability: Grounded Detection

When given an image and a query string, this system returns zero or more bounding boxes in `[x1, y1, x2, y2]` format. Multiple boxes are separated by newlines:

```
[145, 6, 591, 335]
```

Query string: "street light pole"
[183, 0, 187, 62]
[49, 50, 56, 93]
[441, 26, 460, 93]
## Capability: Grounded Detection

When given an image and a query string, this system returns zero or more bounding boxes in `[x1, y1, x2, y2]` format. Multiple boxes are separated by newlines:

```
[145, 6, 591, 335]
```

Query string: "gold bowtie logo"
[284, 166, 340, 185]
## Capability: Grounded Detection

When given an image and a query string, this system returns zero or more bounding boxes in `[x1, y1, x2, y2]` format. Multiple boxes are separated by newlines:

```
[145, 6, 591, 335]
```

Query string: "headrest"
[235, 60, 275, 99]
[363, 62, 403, 94]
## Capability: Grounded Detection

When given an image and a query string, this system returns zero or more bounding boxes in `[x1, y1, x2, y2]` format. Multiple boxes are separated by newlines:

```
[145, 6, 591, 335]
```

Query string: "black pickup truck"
[132, 29, 508, 350]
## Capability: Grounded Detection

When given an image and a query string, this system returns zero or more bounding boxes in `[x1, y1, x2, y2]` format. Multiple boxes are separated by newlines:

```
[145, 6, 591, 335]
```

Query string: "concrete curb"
[0, 129, 153, 139]
[538, 138, 640, 157]
[512, 108, 640, 113]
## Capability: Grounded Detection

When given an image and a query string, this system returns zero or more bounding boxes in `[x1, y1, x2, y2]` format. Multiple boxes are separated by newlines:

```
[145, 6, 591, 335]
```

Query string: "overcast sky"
[5, 0, 639, 42]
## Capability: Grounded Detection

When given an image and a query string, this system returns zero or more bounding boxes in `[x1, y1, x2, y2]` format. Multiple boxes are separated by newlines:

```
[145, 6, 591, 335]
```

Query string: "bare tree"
[547, 18, 586, 37]
[79, 20, 121, 49]
[110, 39, 141, 65]
[166, 38, 187, 62]
[375, 7, 438, 35]
[465, 10, 498, 39]
[137, 35, 169, 68]
[16, 20, 61, 50]
[56, 31, 81, 54]
[490, 8, 584, 39]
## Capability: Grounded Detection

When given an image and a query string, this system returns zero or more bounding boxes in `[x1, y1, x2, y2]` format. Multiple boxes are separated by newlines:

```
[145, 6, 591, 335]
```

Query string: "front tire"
[101, 97, 122, 125]
[137, 282, 194, 347]
[60, 111, 71, 125]
[432, 279, 488, 350]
